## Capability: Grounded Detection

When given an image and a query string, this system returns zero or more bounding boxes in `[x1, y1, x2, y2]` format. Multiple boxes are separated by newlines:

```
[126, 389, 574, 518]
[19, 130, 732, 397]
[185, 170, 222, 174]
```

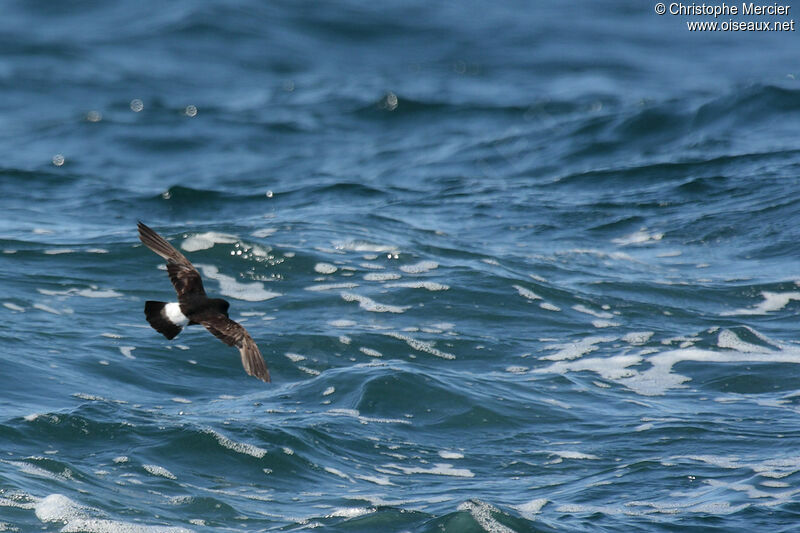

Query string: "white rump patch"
[164, 302, 189, 327]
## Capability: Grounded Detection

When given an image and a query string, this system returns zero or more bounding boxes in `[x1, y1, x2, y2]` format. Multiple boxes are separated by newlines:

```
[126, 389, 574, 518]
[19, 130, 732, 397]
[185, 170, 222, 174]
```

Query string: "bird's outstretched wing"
[138, 221, 206, 300]
[200, 313, 271, 382]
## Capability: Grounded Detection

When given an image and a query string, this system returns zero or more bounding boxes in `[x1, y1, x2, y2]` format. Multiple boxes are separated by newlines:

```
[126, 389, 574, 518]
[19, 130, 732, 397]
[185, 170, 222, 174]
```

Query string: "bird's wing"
[138, 221, 206, 300]
[200, 313, 271, 382]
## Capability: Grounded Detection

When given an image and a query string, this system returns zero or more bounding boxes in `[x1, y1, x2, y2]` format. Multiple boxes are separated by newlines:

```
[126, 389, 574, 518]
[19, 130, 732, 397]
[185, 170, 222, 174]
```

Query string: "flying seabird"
[137, 221, 270, 382]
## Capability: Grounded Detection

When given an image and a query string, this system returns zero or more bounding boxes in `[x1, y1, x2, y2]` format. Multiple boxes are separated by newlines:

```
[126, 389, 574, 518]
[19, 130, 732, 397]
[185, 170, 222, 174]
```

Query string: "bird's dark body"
[137, 221, 271, 382]
[182, 296, 230, 324]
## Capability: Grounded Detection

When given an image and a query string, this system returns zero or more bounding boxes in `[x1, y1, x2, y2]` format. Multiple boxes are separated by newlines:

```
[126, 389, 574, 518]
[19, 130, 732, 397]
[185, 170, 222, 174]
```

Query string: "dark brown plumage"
[138, 221, 270, 382]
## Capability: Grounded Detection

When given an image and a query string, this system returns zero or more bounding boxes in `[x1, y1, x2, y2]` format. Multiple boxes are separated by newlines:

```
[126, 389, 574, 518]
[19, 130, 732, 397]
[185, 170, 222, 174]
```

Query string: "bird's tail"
[144, 301, 183, 340]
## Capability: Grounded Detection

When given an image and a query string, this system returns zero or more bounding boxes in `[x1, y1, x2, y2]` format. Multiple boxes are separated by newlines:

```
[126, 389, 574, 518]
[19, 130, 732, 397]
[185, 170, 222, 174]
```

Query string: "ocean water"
[2, 1, 800, 531]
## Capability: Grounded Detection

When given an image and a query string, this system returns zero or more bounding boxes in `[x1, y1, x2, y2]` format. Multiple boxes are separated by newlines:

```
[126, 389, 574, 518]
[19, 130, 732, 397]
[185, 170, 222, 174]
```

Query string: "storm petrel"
[137, 221, 270, 382]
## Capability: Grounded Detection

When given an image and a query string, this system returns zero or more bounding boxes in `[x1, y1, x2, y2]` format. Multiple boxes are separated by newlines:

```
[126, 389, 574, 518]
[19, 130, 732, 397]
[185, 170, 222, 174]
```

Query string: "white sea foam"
[251, 228, 277, 238]
[537, 328, 800, 396]
[400, 260, 438, 273]
[540, 302, 561, 312]
[326, 408, 411, 425]
[324, 467, 352, 481]
[613, 229, 663, 246]
[547, 450, 600, 460]
[722, 291, 800, 316]
[458, 500, 516, 533]
[202, 428, 267, 458]
[573, 304, 614, 319]
[314, 262, 338, 274]
[196, 264, 280, 301]
[181, 231, 238, 252]
[515, 498, 548, 519]
[35, 493, 192, 532]
[513, 284, 541, 300]
[329, 319, 357, 327]
[326, 507, 374, 518]
[333, 240, 398, 253]
[341, 292, 410, 313]
[354, 474, 394, 486]
[717, 329, 771, 353]
[143, 464, 176, 479]
[33, 303, 63, 315]
[364, 272, 401, 281]
[119, 346, 136, 359]
[385, 462, 474, 477]
[44, 248, 75, 255]
[298, 366, 321, 376]
[305, 282, 359, 292]
[384, 331, 455, 359]
[385, 281, 449, 291]
[438, 450, 464, 459]
[77, 289, 122, 298]
[623, 331, 654, 345]
[542, 336, 616, 361]
[3, 302, 24, 312]
[359, 347, 383, 358]
[37, 287, 121, 298]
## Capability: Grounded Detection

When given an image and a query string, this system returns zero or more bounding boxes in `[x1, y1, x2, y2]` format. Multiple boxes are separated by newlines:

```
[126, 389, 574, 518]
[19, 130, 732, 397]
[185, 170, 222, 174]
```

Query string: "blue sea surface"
[2, 1, 800, 531]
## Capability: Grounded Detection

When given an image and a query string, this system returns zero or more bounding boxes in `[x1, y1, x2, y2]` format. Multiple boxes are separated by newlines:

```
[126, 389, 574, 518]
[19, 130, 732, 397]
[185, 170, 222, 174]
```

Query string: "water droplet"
[130, 99, 144, 112]
[184, 105, 197, 117]
[161, 190, 171, 200]
[52, 154, 65, 167]
[86, 110, 102, 122]
[383, 92, 398, 111]
[266, 190, 273, 198]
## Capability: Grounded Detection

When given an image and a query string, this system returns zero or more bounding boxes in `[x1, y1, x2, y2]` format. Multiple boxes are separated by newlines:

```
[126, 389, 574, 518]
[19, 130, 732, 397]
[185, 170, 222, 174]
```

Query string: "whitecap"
[314, 262, 338, 274]
[329, 319, 356, 327]
[513, 284, 541, 300]
[612, 229, 663, 246]
[438, 450, 464, 459]
[458, 500, 515, 533]
[515, 498, 548, 519]
[384, 331, 455, 359]
[540, 302, 561, 312]
[364, 272, 401, 281]
[399, 260, 438, 274]
[119, 346, 136, 359]
[35, 493, 192, 532]
[385, 281, 449, 291]
[142, 464, 176, 479]
[385, 462, 474, 478]
[196, 264, 280, 301]
[181, 231, 238, 252]
[573, 304, 614, 319]
[359, 347, 382, 358]
[722, 291, 800, 316]
[542, 336, 616, 361]
[341, 292, 409, 313]
[304, 282, 359, 292]
[202, 428, 267, 458]
[251, 228, 277, 238]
